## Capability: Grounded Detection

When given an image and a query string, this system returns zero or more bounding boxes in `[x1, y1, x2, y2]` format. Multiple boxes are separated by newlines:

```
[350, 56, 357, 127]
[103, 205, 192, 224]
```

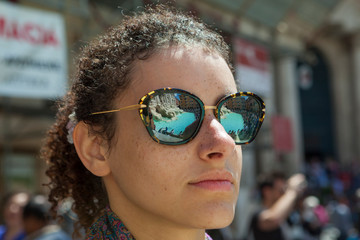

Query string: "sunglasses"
[91, 88, 265, 145]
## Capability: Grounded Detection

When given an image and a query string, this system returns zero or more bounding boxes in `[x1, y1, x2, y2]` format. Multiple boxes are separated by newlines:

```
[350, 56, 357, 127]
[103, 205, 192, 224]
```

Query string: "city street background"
[0, 0, 360, 239]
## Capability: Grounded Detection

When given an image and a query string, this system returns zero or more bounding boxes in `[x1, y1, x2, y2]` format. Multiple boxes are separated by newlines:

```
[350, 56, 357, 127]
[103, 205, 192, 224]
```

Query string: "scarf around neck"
[85, 206, 213, 240]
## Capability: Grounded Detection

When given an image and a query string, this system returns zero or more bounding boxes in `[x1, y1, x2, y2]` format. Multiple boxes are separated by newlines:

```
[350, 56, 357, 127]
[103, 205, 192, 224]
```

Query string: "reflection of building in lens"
[224, 96, 258, 112]
[178, 94, 201, 117]
[245, 97, 259, 111]
[221, 97, 262, 142]
[151, 93, 177, 108]
[149, 93, 183, 120]
[224, 97, 245, 111]
[178, 94, 197, 109]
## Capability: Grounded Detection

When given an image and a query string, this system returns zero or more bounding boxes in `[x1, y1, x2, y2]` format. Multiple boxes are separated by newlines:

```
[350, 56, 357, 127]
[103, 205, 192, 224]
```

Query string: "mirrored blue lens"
[148, 92, 202, 143]
[219, 95, 262, 144]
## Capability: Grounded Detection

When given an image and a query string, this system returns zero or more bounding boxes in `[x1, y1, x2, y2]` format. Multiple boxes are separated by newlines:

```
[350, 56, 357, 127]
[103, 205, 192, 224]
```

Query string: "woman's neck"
[105, 175, 209, 240]
[109, 200, 206, 240]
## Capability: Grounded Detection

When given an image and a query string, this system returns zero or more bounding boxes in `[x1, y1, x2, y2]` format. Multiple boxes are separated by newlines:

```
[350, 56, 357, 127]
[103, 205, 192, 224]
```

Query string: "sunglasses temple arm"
[91, 104, 147, 115]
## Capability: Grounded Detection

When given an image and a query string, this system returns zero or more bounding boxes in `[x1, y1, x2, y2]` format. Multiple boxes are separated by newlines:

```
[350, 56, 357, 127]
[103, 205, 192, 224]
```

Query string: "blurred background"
[0, 0, 359, 239]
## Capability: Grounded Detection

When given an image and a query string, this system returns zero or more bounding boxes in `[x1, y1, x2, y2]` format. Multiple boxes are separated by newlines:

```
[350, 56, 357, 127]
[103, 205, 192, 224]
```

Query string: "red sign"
[271, 116, 294, 153]
[234, 38, 272, 96]
[0, 16, 58, 46]
[234, 38, 269, 72]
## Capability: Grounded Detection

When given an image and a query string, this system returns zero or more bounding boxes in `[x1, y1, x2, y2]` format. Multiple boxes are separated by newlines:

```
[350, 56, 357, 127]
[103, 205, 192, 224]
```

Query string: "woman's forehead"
[116, 50, 235, 107]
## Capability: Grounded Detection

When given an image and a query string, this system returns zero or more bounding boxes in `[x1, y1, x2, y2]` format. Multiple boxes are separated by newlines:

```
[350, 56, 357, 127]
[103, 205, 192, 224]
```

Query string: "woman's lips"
[189, 171, 234, 191]
[189, 180, 233, 191]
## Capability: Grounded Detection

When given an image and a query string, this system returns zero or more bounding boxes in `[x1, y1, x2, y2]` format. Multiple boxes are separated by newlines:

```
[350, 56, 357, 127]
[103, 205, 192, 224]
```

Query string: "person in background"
[301, 195, 328, 240]
[22, 195, 70, 240]
[0, 192, 29, 240]
[327, 195, 354, 240]
[247, 172, 306, 240]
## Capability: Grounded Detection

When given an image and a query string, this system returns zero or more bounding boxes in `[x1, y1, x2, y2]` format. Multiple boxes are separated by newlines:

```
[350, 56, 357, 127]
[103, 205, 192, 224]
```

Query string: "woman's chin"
[195, 205, 235, 229]
[207, 215, 234, 229]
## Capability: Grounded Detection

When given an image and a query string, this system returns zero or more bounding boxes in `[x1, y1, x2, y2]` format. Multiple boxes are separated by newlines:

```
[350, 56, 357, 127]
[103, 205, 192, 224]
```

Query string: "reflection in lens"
[220, 96, 261, 144]
[148, 92, 201, 143]
[221, 110, 244, 142]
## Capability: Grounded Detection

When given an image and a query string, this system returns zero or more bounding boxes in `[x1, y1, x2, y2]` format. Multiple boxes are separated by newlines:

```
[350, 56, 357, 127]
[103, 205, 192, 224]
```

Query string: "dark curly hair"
[41, 4, 232, 236]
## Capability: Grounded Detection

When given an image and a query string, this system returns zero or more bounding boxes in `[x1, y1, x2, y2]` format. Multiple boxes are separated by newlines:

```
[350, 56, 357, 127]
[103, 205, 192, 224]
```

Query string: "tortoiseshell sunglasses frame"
[91, 87, 265, 145]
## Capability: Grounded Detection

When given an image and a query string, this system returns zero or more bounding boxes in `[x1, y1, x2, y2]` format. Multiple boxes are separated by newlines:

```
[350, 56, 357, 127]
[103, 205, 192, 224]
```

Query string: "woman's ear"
[73, 121, 111, 177]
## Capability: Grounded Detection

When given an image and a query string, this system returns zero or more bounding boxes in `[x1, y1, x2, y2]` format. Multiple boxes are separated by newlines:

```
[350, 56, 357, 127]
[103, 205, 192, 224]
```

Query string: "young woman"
[42, 5, 265, 240]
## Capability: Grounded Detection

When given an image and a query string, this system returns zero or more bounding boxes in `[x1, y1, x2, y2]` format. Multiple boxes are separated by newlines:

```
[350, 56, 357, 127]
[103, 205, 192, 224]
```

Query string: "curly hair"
[41, 4, 232, 236]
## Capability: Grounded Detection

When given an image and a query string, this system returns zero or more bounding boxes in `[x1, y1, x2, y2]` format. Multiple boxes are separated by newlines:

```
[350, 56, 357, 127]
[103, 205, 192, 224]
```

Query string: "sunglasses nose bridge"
[204, 105, 216, 110]
[203, 105, 222, 126]
[203, 105, 219, 120]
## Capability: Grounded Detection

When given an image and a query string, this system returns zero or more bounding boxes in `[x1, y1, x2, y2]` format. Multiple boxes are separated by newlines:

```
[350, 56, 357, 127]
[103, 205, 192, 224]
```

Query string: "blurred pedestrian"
[355, 189, 360, 235]
[0, 192, 29, 240]
[247, 172, 306, 240]
[41, 4, 265, 240]
[22, 195, 70, 240]
[301, 195, 328, 239]
[327, 195, 354, 240]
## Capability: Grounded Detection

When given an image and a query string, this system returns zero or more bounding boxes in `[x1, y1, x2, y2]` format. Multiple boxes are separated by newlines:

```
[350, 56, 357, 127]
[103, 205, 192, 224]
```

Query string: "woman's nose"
[196, 113, 236, 164]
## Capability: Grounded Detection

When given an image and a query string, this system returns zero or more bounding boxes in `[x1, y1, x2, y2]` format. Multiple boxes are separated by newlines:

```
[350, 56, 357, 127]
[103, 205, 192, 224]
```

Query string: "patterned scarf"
[85, 206, 213, 240]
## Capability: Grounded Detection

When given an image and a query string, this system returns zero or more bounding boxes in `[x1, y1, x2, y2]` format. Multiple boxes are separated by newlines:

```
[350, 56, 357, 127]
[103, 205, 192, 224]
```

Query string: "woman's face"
[103, 46, 242, 230]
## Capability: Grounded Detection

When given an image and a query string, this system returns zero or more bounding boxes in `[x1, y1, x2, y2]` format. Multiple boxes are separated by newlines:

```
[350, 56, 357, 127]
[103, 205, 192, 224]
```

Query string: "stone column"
[351, 33, 360, 159]
[317, 38, 353, 163]
[276, 55, 305, 173]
